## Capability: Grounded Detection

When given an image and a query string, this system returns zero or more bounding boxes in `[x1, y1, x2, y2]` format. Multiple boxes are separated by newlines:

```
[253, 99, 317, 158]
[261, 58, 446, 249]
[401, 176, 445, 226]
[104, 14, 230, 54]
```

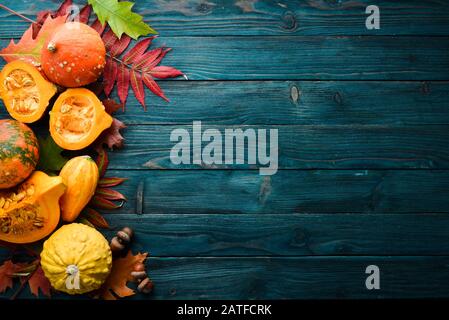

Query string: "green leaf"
[37, 135, 68, 173]
[88, 0, 157, 39]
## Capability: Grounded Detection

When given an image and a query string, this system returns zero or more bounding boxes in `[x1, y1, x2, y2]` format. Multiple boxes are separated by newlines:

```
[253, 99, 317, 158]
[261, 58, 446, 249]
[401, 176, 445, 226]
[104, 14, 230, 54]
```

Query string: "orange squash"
[0, 61, 57, 123]
[41, 22, 106, 87]
[59, 156, 99, 222]
[0, 171, 65, 244]
[49, 88, 113, 150]
[0, 119, 39, 189]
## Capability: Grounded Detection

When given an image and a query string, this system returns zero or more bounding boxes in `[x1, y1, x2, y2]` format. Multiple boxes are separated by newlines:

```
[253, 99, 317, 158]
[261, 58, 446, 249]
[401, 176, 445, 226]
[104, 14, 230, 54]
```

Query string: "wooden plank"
[99, 214, 449, 256]
[2, 36, 449, 80]
[1, 0, 449, 37]
[103, 170, 449, 214]
[106, 124, 449, 169]
[2, 256, 449, 299]
[2, 81, 447, 126]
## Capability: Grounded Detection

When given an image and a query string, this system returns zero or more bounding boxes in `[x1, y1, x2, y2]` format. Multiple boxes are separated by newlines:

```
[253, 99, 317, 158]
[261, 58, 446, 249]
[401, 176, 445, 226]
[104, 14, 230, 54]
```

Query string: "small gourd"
[59, 156, 99, 222]
[0, 60, 57, 123]
[40, 223, 112, 294]
[49, 88, 113, 150]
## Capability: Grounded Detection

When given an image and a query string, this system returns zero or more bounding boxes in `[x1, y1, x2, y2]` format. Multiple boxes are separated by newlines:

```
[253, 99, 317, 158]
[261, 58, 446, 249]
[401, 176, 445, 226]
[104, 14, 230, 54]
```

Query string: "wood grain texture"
[104, 170, 449, 214]
[106, 124, 449, 169]
[2, 256, 449, 299]
[2, 36, 449, 80]
[2, 81, 447, 126]
[99, 214, 449, 256]
[1, 0, 449, 37]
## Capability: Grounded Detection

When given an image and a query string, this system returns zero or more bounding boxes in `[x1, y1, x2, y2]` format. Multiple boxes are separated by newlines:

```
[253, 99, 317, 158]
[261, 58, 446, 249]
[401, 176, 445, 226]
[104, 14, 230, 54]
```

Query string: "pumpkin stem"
[47, 42, 56, 53]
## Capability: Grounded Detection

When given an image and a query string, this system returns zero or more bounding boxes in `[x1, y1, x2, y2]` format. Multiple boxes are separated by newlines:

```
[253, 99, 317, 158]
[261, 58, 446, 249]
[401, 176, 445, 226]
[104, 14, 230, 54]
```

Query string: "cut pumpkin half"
[0, 60, 57, 123]
[50, 88, 113, 150]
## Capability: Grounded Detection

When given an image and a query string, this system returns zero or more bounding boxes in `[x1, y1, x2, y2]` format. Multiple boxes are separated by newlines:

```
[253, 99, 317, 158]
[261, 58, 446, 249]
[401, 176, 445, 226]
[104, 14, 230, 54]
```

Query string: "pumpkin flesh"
[0, 61, 57, 123]
[50, 88, 113, 150]
[0, 171, 65, 244]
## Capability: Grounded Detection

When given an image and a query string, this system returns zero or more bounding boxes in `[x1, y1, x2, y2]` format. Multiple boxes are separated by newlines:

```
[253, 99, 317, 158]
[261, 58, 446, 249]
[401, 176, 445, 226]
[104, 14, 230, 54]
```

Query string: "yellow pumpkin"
[40, 223, 112, 294]
[0, 171, 65, 244]
[59, 156, 99, 222]
[49, 88, 113, 150]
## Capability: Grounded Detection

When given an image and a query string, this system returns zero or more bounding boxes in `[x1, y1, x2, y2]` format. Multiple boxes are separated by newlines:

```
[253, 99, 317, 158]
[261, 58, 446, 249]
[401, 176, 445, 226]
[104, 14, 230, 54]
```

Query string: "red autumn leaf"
[95, 148, 109, 178]
[123, 37, 155, 64]
[130, 70, 145, 108]
[96, 188, 127, 201]
[28, 265, 51, 298]
[95, 117, 126, 151]
[142, 47, 171, 71]
[91, 18, 106, 34]
[77, 4, 92, 24]
[82, 208, 110, 229]
[102, 29, 119, 51]
[98, 177, 127, 188]
[102, 98, 123, 115]
[100, 30, 183, 109]
[90, 195, 123, 210]
[143, 74, 169, 102]
[0, 14, 67, 65]
[97, 251, 148, 300]
[0, 260, 17, 293]
[150, 66, 184, 79]
[109, 35, 131, 57]
[133, 48, 162, 69]
[103, 58, 118, 96]
[55, 0, 73, 17]
[117, 64, 130, 104]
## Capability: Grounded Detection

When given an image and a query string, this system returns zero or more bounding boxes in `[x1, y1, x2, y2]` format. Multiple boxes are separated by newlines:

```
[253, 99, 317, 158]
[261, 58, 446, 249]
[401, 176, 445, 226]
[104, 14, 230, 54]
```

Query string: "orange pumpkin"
[41, 22, 106, 87]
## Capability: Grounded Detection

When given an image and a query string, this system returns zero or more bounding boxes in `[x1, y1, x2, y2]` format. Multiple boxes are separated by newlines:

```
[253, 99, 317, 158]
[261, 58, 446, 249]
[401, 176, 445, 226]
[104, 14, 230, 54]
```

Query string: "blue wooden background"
[1, 0, 449, 299]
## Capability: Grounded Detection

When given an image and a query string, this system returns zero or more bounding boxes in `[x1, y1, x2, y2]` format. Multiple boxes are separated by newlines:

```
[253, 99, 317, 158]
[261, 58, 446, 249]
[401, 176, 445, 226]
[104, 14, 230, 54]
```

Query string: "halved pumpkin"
[49, 88, 113, 150]
[0, 60, 57, 123]
[0, 171, 66, 244]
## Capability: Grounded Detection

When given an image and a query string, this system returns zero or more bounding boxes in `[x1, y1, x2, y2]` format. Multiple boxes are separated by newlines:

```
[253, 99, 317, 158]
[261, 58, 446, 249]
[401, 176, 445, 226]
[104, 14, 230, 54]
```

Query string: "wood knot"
[197, 2, 213, 13]
[290, 85, 300, 104]
[281, 11, 298, 31]
[333, 92, 343, 105]
[136, 180, 144, 215]
[421, 81, 431, 95]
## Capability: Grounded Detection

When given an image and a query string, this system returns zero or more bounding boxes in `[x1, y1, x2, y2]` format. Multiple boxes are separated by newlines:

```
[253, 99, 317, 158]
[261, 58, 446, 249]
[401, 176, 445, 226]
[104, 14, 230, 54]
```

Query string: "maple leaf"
[97, 251, 148, 300]
[0, 14, 67, 66]
[0, 260, 17, 293]
[100, 31, 183, 108]
[88, 0, 156, 40]
[27, 265, 51, 297]
[95, 118, 126, 151]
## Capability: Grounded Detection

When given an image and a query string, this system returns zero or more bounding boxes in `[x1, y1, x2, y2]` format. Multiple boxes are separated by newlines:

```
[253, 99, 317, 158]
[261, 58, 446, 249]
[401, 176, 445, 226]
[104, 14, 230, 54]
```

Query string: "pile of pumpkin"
[0, 22, 119, 294]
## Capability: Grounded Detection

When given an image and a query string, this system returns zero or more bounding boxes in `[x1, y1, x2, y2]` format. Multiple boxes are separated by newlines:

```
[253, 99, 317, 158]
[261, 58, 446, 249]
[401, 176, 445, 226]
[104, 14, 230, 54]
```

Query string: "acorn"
[137, 278, 154, 294]
[110, 236, 125, 253]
